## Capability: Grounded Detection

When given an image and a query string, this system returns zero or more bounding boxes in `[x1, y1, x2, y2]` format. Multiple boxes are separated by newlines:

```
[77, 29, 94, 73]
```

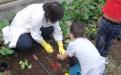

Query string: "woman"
[2, 2, 65, 54]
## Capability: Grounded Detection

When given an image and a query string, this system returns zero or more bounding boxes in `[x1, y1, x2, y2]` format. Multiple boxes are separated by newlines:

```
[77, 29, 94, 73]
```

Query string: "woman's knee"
[17, 43, 32, 51]
[16, 33, 33, 51]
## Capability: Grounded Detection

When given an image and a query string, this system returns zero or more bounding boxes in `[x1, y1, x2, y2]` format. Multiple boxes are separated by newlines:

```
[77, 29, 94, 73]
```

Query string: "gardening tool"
[33, 55, 51, 75]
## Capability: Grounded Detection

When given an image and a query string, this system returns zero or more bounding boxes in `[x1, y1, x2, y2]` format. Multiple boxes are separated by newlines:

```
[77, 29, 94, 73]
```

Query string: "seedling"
[19, 59, 32, 70]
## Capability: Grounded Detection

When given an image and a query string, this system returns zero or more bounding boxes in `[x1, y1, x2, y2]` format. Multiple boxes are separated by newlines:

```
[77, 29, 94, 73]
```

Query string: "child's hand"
[57, 53, 68, 60]
[57, 54, 62, 60]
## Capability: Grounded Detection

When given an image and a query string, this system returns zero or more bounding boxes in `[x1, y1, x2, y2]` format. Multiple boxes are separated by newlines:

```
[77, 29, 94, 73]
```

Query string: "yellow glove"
[40, 39, 53, 53]
[57, 41, 65, 54]
[65, 72, 69, 75]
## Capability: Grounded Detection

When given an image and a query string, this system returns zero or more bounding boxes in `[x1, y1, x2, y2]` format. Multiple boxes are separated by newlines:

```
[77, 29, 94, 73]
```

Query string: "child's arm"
[57, 52, 69, 60]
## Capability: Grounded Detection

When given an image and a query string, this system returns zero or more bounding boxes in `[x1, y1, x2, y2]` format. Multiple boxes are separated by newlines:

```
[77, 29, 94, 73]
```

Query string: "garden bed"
[0, 41, 67, 75]
[0, 40, 121, 75]
[0, 0, 121, 74]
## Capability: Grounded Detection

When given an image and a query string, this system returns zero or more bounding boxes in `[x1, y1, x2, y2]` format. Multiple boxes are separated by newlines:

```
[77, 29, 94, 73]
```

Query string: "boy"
[57, 21, 105, 75]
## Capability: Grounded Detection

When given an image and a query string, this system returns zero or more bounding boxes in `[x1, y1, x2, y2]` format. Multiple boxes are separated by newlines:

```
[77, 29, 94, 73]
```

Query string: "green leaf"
[0, 72, 3, 75]
[0, 19, 9, 30]
[0, 47, 14, 56]
[60, 0, 103, 39]
[28, 64, 32, 69]
[19, 59, 32, 70]
[19, 60, 23, 64]
[21, 64, 25, 70]
[81, 13, 89, 20]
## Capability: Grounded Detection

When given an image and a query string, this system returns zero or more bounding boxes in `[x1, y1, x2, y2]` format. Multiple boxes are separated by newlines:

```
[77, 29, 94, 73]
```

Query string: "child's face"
[69, 33, 75, 41]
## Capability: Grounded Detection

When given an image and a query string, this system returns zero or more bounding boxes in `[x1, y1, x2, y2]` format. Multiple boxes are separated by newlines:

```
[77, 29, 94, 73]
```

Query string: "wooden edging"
[0, 0, 33, 10]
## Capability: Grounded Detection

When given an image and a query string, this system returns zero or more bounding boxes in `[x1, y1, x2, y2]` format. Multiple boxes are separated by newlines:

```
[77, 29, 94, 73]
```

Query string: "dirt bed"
[0, 40, 121, 75]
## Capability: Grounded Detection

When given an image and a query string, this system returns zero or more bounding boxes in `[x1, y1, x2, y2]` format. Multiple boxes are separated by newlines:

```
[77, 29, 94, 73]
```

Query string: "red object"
[102, 0, 121, 20]
[51, 62, 61, 70]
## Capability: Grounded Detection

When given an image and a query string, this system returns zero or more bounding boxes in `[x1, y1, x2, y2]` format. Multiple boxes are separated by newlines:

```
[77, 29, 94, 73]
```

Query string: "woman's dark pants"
[15, 26, 54, 51]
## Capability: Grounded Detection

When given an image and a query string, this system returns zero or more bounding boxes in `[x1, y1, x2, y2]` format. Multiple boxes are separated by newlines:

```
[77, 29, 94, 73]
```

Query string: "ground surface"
[0, 40, 121, 75]
[106, 40, 121, 75]
[0, 41, 66, 75]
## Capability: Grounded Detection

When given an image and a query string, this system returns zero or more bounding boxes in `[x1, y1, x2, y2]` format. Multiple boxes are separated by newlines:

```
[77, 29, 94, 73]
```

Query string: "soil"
[0, 41, 67, 75]
[0, 40, 121, 75]
[106, 40, 121, 75]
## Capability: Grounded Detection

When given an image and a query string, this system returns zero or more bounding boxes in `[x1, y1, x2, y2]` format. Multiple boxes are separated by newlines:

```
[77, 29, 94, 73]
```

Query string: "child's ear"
[70, 33, 74, 39]
[70, 33, 72, 37]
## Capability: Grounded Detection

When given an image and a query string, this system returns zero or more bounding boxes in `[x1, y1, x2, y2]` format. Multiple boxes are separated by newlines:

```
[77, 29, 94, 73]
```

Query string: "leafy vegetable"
[60, 0, 104, 39]
[19, 59, 32, 70]
[0, 47, 14, 56]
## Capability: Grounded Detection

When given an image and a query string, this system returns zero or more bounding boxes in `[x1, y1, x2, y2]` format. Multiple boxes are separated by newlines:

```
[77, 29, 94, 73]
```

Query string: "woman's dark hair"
[43, 2, 64, 23]
[70, 21, 85, 38]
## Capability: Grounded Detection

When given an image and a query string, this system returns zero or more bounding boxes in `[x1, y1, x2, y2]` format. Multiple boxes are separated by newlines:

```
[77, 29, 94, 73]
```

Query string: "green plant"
[0, 72, 2, 75]
[60, 0, 104, 39]
[0, 47, 14, 56]
[85, 24, 97, 40]
[0, 11, 15, 46]
[0, 32, 4, 48]
[0, 19, 9, 30]
[0, 19, 10, 46]
[19, 59, 32, 70]
[60, 20, 70, 38]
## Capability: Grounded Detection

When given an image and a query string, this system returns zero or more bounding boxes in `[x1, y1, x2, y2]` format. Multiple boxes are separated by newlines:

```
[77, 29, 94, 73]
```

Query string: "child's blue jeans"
[69, 63, 81, 75]
[96, 17, 121, 57]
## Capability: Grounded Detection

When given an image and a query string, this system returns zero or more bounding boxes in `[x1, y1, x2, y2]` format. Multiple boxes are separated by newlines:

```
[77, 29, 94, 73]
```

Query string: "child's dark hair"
[70, 21, 85, 38]
[43, 2, 64, 23]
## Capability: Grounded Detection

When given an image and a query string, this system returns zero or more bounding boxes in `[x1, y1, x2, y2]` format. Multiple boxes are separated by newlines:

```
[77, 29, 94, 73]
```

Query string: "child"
[96, 0, 121, 63]
[57, 21, 105, 75]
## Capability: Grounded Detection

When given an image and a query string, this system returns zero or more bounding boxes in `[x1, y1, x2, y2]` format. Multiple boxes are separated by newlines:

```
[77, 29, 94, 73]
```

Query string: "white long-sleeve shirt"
[2, 4, 63, 48]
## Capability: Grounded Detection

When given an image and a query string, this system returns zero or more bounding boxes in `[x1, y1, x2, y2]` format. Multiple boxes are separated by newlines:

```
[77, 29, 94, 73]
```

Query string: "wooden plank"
[0, 0, 17, 5]
[0, 0, 33, 10]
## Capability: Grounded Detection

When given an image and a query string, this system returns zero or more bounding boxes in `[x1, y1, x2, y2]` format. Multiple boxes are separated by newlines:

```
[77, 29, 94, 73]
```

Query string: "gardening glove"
[57, 41, 65, 55]
[40, 39, 53, 53]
